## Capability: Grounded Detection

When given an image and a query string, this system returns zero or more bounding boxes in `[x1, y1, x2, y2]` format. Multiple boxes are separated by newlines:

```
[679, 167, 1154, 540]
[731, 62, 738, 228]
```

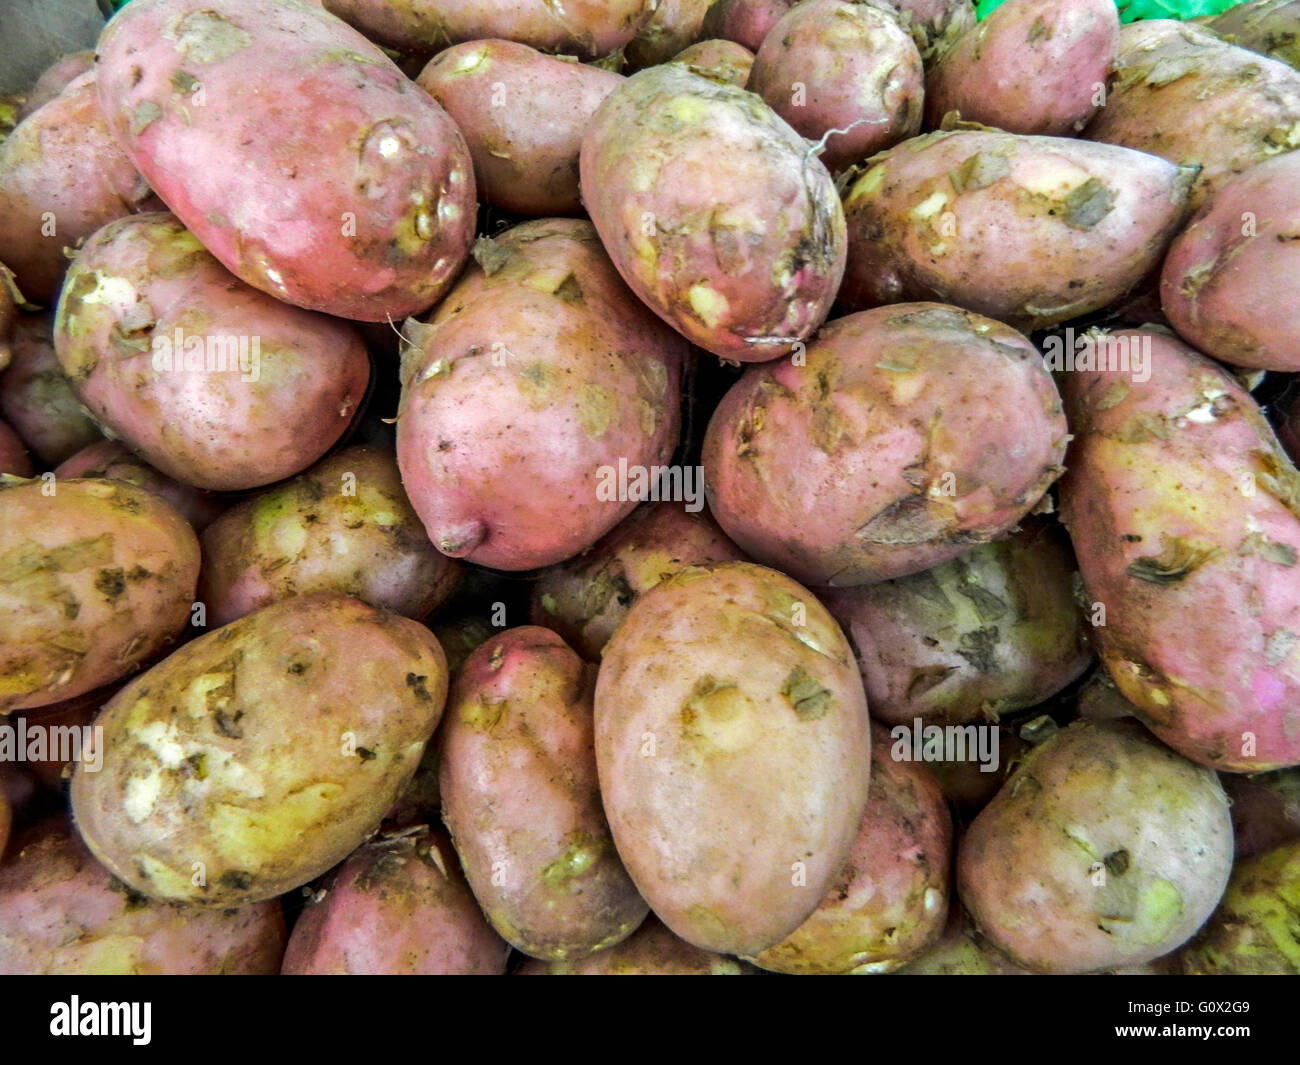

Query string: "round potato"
[669, 39, 757, 86]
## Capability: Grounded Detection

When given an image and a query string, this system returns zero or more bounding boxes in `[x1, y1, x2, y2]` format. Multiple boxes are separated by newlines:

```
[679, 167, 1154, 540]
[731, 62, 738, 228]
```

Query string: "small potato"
[517, 917, 752, 974]
[417, 41, 622, 216]
[0, 477, 199, 714]
[958, 720, 1234, 974]
[440, 627, 647, 959]
[626, 0, 714, 70]
[669, 39, 757, 86]
[1223, 769, 1300, 860]
[56, 441, 224, 533]
[70, 593, 449, 906]
[0, 819, 285, 975]
[197, 445, 460, 626]
[282, 828, 509, 975]
[0, 418, 32, 476]
[594, 561, 873, 956]
[701, 0, 800, 50]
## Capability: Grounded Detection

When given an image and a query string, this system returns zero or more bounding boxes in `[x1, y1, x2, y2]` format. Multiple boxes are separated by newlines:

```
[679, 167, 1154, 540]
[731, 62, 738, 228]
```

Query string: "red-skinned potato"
[96, 0, 478, 322]
[54, 213, 370, 492]
[703, 304, 1068, 586]
[0, 477, 199, 714]
[669, 39, 757, 86]
[626, 0, 714, 70]
[701, 0, 799, 50]
[56, 441, 224, 533]
[416, 41, 622, 217]
[517, 916, 753, 974]
[1224, 769, 1300, 860]
[0, 819, 286, 975]
[70, 593, 449, 906]
[594, 561, 873, 956]
[281, 827, 509, 975]
[16, 51, 97, 122]
[440, 627, 648, 959]
[396, 218, 685, 571]
[580, 64, 846, 361]
[0, 419, 33, 477]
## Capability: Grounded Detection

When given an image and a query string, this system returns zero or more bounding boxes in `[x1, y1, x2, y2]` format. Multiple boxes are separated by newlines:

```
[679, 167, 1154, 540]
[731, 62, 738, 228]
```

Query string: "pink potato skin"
[54, 213, 370, 492]
[0, 71, 155, 305]
[925, 0, 1119, 135]
[580, 64, 845, 361]
[0, 314, 102, 466]
[670, 39, 757, 86]
[96, 0, 478, 322]
[1058, 328, 1300, 772]
[0, 820, 285, 975]
[1083, 20, 1300, 210]
[747, 0, 925, 174]
[0, 419, 33, 477]
[281, 828, 508, 975]
[701, 0, 800, 50]
[440, 627, 648, 959]
[396, 218, 684, 571]
[840, 129, 1196, 331]
[16, 51, 97, 122]
[1160, 152, 1300, 372]
[702, 304, 1068, 586]
[56, 441, 224, 532]
[516, 916, 752, 974]
[416, 41, 623, 217]
[0, 477, 200, 714]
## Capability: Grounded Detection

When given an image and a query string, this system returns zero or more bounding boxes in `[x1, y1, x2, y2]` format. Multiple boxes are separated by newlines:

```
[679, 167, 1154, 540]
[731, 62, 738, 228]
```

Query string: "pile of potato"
[0, 0, 1298, 976]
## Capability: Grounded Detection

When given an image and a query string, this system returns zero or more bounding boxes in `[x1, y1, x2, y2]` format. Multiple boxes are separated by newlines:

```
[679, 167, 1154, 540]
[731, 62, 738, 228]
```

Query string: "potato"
[440, 627, 647, 958]
[926, 726, 1026, 816]
[925, 0, 1118, 135]
[749, 724, 952, 974]
[16, 51, 96, 122]
[396, 218, 685, 571]
[1179, 837, 1300, 974]
[594, 561, 873, 955]
[701, 0, 799, 50]
[897, 905, 1031, 974]
[322, 0, 657, 59]
[626, 0, 714, 70]
[0, 313, 101, 466]
[669, 39, 757, 86]
[1224, 769, 1300, 860]
[702, 304, 1068, 586]
[281, 828, 509, 975]
[70, 593, 448, 906]
[874, 0, 977, 65]
[54, 213, 370, 492]
[1160, 152, 1300, 372]
[0, 263, 17, 371]
[840, 129, 1196, 330]
[97, 0, 477, 322]
[580, 64, 845, 361]
[197, 445, 460, 627]
[56, 441, 224, 533]
[747, 0, 924, 173]
[0, 419, 33, 477]
[959, 720, 1233, 974]
[1083, 20, 1300, 209]
[0, 71, 155, 305]
[531, 502, 747, 660]
[0, 819, 285, 975]
[416, 41, 622, 216]
[517, 916, 752, 974]
[0, 477, 199, 714]
[1211, 0, 1300, 69]
[819, 521, 1092, 724]
[1058, 328, 1300, 772]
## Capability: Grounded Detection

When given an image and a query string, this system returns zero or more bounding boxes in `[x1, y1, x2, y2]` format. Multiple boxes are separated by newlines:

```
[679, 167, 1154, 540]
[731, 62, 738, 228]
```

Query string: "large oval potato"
[70, 593, 449, 906]
[440, 627, 647, 959]
[0, 477, 199, 714]
[580, 64, 846, 361]
[594, 561, 873, 956]
[54, 213, 370, 492]
[96, 0, 477, 321]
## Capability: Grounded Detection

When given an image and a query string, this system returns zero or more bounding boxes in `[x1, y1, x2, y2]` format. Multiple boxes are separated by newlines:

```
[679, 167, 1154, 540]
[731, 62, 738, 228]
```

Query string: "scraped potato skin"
[669, 39, 757, 86]
[0, 314, 102, 466]
[580, 65, 846, 361]
[749, 724, 952, 974]
[840, 130, 1196, 331]
[1160, 152, 1300, 372]
[925, 0, 1118, 135]
[281, 828, 508, 975]
[1211, 0, 1300, 69]
[0, 419, 33, 476]
[396, 218, 685, 571]
[594, 561, 873, 956]
[820, 521, 1092, 724]
[1083, 20, 1300, 209]
[70, 593, 449, 907]
[0, 820, 285, 975]
[56, 441, 225, 533]
[531, 502, 748, 660]
[516, 916, 752, 974]
[198, 446, 460, 626]
[54, 213, 370, 492]
[0, 71, 155, 305]
[323, 0, 657, 59]
[958, 720, 1233, 974]
[96, 0, 477, 322]
[416, 41, 622, 217]
[440, 627, 647, 959]
[1058, 329, 1300, 772]
[0, 477, 199, 714]
[702, 304, 1068, 586]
